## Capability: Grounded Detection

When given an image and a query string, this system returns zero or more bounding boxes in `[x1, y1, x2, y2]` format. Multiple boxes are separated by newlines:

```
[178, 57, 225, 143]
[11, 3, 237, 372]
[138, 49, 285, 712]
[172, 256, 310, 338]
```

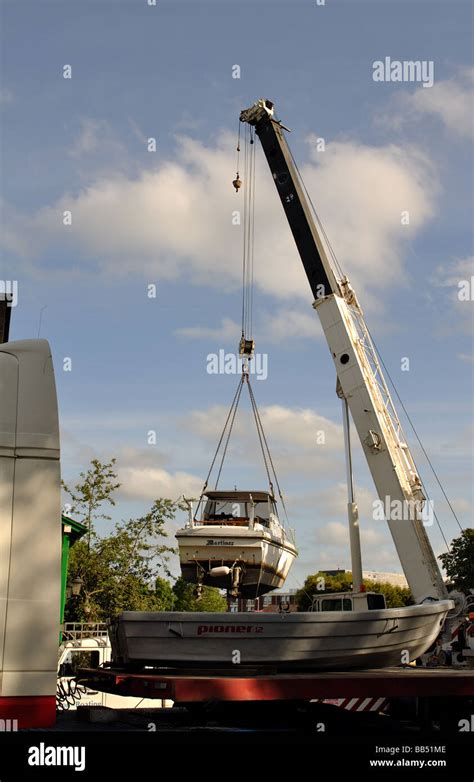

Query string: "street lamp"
[66, 576, 83, 599]
[71, 576, 83, 596]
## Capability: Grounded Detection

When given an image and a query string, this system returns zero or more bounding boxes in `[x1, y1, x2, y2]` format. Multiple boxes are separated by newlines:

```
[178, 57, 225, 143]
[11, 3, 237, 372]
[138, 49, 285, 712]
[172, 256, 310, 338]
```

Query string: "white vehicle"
[57, 624, 172, 709]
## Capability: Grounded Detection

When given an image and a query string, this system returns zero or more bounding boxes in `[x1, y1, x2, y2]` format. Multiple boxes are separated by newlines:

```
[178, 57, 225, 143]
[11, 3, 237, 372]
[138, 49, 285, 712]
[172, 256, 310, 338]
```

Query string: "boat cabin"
[197, 490, 278, 528]
[311, 591, 387, 612]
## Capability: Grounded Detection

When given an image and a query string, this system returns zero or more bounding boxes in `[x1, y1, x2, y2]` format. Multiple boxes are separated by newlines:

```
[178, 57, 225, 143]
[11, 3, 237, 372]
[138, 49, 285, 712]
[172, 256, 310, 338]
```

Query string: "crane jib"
[254, 118, 337, 300]
[242, 99, 453, 605]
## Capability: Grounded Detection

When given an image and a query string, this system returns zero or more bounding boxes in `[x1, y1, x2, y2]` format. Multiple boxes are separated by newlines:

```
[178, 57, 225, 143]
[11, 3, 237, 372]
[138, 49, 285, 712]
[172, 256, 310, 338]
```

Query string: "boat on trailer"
[175, 490, 297, 598]
[109, 596, 453, 672]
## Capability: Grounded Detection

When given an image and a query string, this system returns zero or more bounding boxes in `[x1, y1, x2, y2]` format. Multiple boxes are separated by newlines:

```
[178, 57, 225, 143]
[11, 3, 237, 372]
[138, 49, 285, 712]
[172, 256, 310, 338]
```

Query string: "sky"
[1, 0, 473, 593]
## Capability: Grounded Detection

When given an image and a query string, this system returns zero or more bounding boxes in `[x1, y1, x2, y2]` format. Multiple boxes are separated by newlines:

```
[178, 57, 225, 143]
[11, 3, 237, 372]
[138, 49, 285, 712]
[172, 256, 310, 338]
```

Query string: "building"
[231, 589, 299, 613]
[319, 569, 408, 589]
[362, 571, 408, 589]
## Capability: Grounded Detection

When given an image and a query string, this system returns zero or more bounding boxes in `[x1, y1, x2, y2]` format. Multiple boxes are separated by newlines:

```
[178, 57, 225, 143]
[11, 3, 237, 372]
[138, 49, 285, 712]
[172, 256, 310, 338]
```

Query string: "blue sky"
[1, 0, 473, 590]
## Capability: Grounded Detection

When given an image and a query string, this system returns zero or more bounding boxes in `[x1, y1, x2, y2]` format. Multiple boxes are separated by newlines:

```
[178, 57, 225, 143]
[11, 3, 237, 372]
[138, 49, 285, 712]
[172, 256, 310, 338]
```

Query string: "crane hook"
[232, 172, 242, 192]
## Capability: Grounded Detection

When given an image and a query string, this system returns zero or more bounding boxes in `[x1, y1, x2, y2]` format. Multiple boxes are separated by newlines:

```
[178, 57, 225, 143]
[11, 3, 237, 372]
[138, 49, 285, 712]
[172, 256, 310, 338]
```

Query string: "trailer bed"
[79, 666, 474, 703]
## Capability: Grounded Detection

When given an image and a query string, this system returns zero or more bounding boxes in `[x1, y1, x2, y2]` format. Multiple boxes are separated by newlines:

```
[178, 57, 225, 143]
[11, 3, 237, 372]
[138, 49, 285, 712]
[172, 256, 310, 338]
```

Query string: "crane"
[240, 98, 449, 605]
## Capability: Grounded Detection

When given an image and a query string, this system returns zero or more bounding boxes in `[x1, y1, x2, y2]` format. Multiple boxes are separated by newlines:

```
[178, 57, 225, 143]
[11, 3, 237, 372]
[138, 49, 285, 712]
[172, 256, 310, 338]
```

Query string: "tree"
[439, 529, 474, 593]
[63, 458, 227, 620]
[295, 571, 413, 611]
[154, 577, 175, 611]
[362, 579, 413, 608]
[172, 577, 227, 612]
[65, 493, 181, 621]
[62, 458, 121, 550]
[295, 572, 352, 610]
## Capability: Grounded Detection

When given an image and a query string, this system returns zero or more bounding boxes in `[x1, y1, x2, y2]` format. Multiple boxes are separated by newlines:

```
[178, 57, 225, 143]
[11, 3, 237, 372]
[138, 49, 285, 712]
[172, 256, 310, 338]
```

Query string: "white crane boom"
[241, 99, 448, 603]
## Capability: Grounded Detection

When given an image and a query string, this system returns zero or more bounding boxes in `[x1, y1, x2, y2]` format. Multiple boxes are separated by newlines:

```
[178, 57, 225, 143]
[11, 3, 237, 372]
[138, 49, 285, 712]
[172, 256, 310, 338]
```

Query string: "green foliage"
[295, 572, 352, 610]
[295, 571, 413, 611]
[63, 458, 179, 620]
[62, 458, 121, 548]
[172, 578, 228, 613]
[65, 499, 180, 621]
[362, 579, 413, 608]
[154, 577, 175, 611]
[64, 458, 226, 620]
[439, 529, 474, 593]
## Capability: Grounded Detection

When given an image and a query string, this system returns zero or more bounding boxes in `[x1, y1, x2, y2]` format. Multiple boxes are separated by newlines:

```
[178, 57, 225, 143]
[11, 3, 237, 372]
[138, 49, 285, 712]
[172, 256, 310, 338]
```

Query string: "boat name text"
[197, 625, 264, 635]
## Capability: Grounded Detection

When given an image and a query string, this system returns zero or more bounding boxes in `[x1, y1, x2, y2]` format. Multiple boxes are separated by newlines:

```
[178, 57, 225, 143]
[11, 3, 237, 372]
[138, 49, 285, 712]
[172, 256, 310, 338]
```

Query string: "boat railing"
[61, 622, 109, 641]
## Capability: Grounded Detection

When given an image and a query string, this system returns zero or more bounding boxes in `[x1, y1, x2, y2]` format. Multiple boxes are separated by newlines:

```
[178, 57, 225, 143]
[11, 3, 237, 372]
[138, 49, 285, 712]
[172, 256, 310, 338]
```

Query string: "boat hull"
[109, 600, 453, 671]
[176, 527, 297, 597]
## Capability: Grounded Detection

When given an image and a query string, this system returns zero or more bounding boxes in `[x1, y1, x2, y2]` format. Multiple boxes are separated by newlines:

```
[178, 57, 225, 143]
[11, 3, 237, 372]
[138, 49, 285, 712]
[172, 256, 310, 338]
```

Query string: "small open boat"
[175, 490, 297, 598]
[109, 598, 453, 671]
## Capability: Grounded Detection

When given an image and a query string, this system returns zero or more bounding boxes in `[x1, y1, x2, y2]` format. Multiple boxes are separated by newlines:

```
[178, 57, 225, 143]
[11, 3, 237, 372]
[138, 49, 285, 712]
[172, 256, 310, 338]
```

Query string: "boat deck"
[79, 666, 474, 703]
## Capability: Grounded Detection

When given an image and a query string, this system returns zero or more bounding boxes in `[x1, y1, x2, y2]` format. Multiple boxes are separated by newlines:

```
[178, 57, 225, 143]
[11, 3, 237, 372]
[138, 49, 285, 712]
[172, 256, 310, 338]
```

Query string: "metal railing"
[61, 622, 109, 641]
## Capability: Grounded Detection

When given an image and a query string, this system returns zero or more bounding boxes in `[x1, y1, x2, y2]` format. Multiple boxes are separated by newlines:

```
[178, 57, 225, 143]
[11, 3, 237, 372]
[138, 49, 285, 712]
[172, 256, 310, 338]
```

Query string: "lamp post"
[66, 576, 83, 599]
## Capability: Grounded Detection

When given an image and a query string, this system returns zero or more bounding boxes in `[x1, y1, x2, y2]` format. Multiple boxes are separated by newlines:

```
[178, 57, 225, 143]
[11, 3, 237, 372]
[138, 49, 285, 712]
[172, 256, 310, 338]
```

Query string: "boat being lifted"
[176, 489, 297, 598]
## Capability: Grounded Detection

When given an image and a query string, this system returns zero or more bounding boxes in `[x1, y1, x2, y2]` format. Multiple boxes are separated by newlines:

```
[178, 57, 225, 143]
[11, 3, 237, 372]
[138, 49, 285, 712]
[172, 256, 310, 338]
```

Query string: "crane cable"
[247, 376, 290, 526]
[195, 125, 289, 526]
[194, 373, 245, 521]
[194, 370, 289, 529]
[367, 330, 463, 540]
[214, 374, 245, 489]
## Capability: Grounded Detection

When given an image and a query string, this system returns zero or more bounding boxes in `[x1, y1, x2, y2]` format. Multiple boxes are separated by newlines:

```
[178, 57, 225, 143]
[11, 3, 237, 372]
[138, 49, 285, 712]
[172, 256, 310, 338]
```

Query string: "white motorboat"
[176, 490, 297, 598]
[109, 597, 453, 671]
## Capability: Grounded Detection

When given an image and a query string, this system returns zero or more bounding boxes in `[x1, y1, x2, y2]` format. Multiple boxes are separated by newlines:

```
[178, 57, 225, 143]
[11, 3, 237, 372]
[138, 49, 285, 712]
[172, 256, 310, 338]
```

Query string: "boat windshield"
[319, 598, 353, 612]
[203, 499, 272, 524]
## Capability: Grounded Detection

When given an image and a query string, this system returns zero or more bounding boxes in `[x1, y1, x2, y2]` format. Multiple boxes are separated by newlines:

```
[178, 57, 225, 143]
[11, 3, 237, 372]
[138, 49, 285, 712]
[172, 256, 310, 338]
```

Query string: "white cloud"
[70, 118, 107, 157]
[315, 520, 385, 548]
[303, 482, 378, 522]
[391, 67, 474, 139]
[175, 317, 240, 342]
[60, 441, 203, 505]
[183, 404, 343, 452]
[175, 309, 322, 344]
[315, 521, 347, 546]
[302, 138, 437, 308]
[432, 256, 474, 288]
[180, 403, 345, 485]
[312, 489, 401, 575]
[431, 256, 474, 335]
[118, 465, 203, 501]
[4, 131, 437, 307]
[67, 118, 132, 182]
[260, 405, 342, 451]
[458, 353, 474, 364]
[261, 308, 322, 341]
[114, 447, 203, 501]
